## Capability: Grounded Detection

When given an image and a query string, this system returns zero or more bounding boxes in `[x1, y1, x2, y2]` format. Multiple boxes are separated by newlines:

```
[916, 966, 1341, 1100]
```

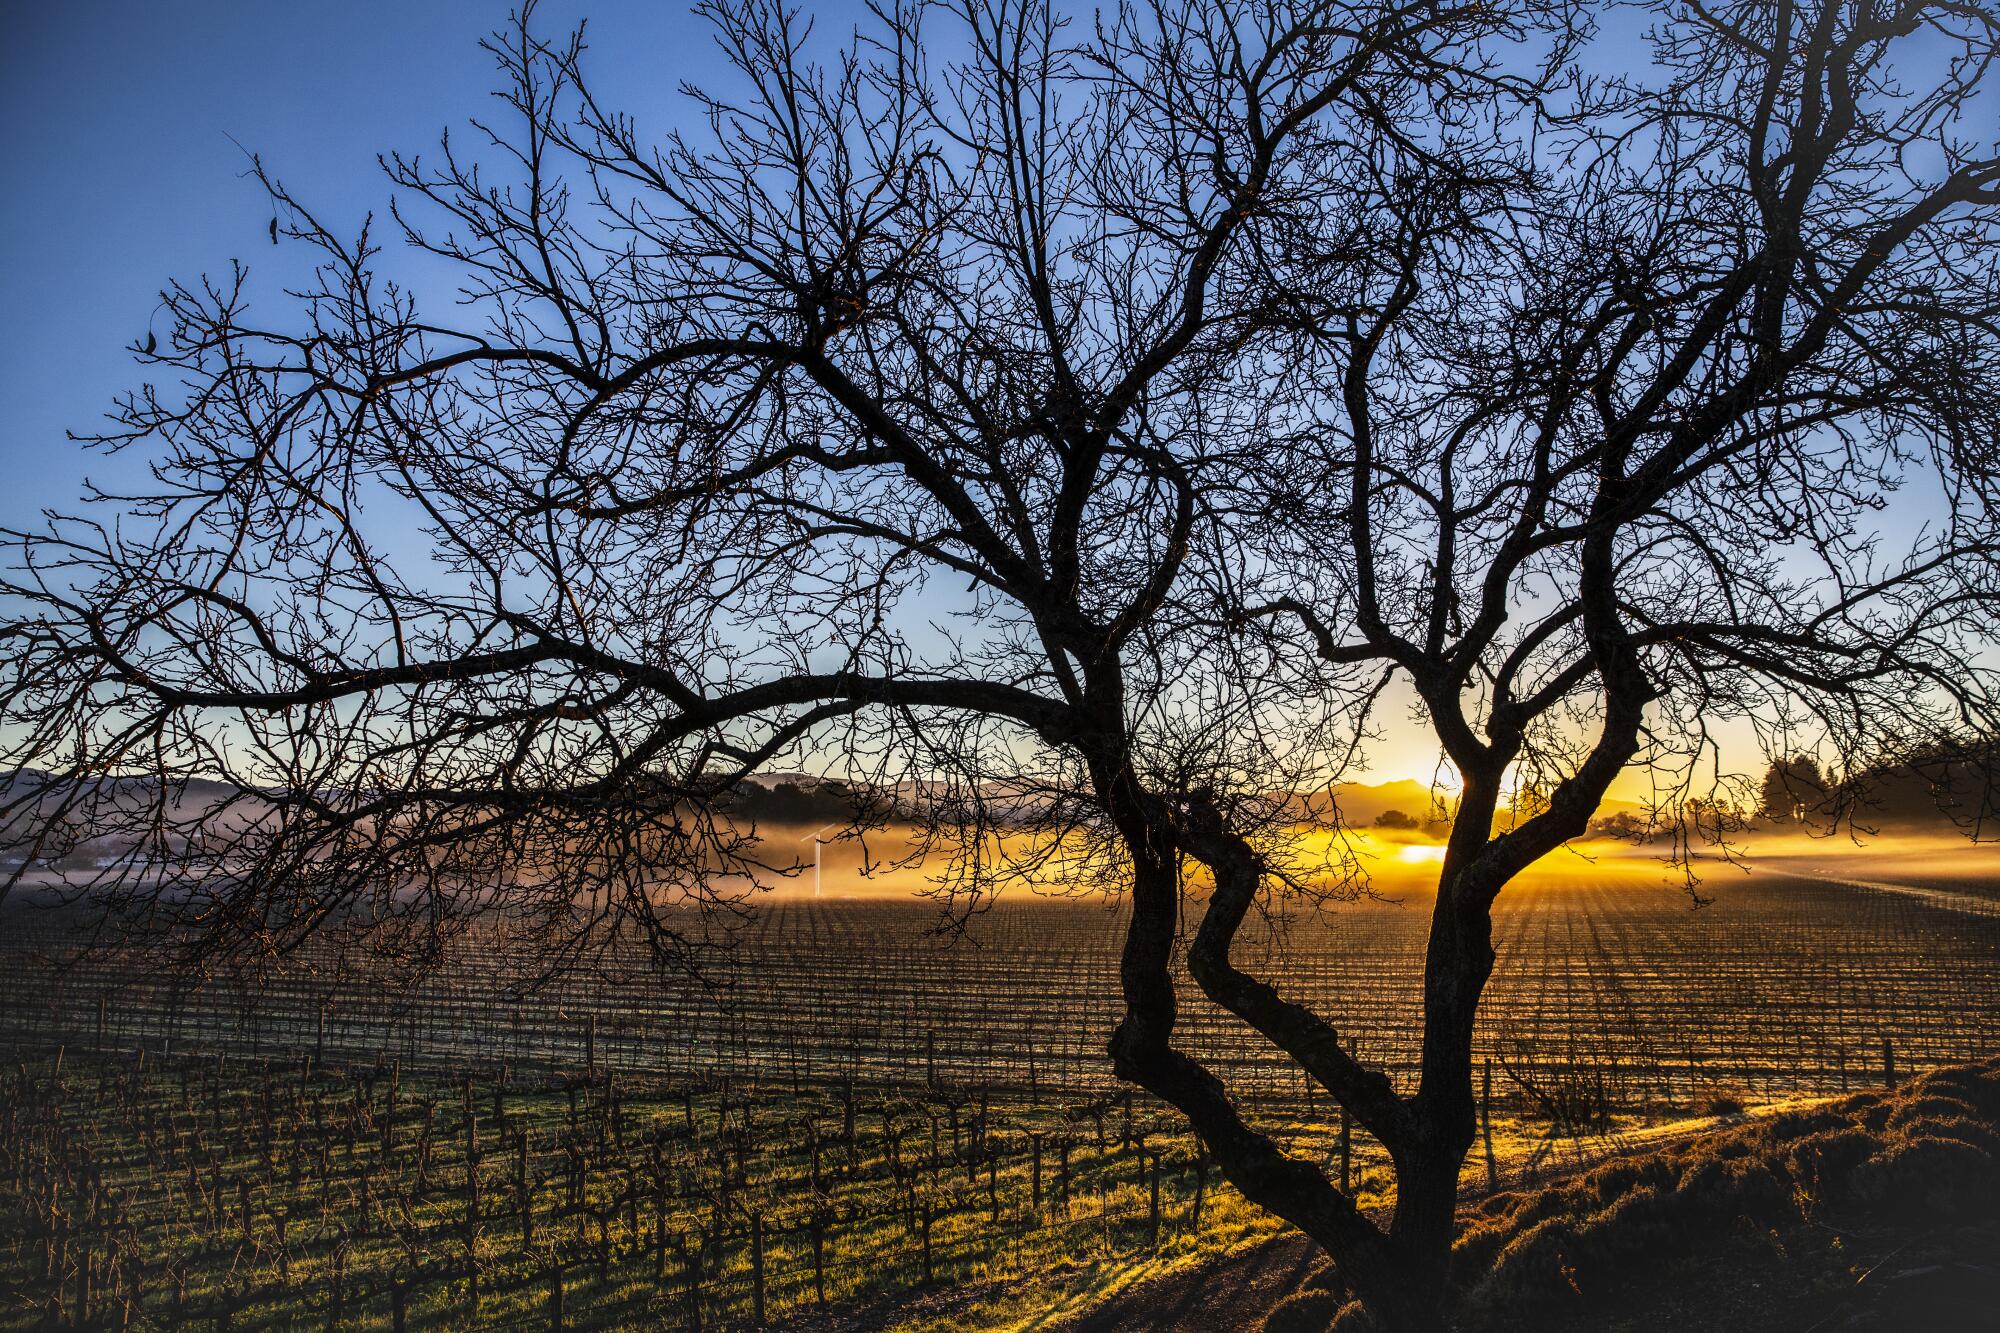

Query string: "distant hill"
[2, 768, 249, 806]
[0, 767, 1664, 854]
[1304, 779, 1652, 834]
[720, 777, 882, 828]
[1314, 779, 1446, 828]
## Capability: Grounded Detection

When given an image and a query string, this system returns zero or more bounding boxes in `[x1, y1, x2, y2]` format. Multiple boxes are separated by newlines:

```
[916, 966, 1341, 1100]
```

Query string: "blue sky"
[3, 4, 1987, 798]
[1, 1, 721, 528]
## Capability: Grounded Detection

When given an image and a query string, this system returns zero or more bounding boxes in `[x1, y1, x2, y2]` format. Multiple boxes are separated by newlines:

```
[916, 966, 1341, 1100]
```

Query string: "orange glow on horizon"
[735, 815, 1992, 900]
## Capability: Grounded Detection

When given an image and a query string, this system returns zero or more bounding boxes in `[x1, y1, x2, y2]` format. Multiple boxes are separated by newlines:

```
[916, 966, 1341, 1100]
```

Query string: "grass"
[0, 1038, 1750, 1331]
[0, 1043, 1402, 1330]
[1261, 1058, 2000, 1331]
[7, 868, 1988, 1330]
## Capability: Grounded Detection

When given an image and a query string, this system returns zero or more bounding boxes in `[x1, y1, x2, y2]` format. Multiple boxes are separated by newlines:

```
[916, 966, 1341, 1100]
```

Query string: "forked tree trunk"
[1108, 721, 1640, 1331]
[1103, 770, 1531, 1333]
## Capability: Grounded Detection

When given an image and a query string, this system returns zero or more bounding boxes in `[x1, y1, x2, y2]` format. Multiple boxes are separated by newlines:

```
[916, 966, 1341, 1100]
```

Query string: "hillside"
[1082, 1060, 2000, 1332]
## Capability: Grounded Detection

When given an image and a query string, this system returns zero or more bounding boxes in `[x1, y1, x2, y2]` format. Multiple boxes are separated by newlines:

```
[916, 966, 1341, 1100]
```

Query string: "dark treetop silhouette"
[4, 1, 1998, 1328]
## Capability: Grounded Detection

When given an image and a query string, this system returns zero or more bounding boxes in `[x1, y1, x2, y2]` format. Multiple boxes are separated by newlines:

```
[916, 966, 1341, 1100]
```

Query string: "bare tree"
[3, 1, 1996, 1328]
[1759, 755, 1828, 823]
[1202, 0, 2000, 1322]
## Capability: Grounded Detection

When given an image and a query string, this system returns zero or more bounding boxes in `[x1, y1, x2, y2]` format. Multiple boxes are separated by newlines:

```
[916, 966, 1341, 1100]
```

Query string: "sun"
[1398, 843, 1447, 865]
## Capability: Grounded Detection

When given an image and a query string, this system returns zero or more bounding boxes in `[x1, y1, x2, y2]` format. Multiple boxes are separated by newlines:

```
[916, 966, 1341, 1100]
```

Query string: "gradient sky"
[0, 0, 1467, 785]
[3, 4, 1976, 801]
[2, 1, 716, 530]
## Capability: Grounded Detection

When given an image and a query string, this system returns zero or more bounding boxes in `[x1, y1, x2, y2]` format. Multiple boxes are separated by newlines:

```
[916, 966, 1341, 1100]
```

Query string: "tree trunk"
[1103, 780, 1487, 1332]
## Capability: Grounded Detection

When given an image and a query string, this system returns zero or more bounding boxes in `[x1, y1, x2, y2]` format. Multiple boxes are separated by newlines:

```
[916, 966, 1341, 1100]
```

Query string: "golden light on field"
[731, 815, 1995, 900]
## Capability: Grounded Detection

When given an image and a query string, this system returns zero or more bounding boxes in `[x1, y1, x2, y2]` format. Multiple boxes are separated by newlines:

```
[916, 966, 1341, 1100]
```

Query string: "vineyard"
[2, 868, 1997, 1328]
[1, 1046, 1304, 1330]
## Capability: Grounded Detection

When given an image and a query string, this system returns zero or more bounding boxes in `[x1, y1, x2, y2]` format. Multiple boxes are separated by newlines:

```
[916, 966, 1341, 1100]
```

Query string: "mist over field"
[727, 803, 1998, 902]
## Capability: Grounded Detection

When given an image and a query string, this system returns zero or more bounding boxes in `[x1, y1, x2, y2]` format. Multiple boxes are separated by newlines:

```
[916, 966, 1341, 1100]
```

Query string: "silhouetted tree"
[1758, 756, 1828, 823]
[4, 2, 1998, 1328]
[1826, 733, 1999, 834]
[1587, 809, 1653, 841]
[1373, 809, 1419, 831]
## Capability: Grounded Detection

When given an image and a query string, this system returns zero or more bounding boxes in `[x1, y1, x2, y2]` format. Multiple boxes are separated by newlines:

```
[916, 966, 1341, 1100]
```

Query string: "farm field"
[6, 870, 1994, 1110]
[2, 867, 1997, 1328]
[2, 1046, 1310, 1331]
